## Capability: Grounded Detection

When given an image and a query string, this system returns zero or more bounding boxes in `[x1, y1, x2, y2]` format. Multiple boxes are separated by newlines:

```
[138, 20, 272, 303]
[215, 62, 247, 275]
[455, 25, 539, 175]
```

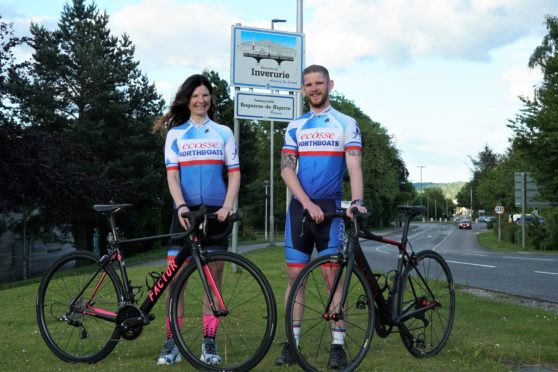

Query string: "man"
[276, 64, 367, 368]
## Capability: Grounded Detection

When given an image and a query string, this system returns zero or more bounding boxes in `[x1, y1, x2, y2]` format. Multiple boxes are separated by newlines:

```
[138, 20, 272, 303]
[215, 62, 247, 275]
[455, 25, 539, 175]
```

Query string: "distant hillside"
[412, 182, 465, 200]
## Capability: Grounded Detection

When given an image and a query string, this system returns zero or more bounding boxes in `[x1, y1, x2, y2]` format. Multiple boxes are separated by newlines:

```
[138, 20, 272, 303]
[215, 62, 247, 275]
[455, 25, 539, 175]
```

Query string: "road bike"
[36, 204, 277, 371]
[285, 205, 455, 371]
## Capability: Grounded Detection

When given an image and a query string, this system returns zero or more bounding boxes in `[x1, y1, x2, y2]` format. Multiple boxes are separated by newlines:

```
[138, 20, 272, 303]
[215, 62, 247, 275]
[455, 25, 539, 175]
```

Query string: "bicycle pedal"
[356, 295, 367, 309]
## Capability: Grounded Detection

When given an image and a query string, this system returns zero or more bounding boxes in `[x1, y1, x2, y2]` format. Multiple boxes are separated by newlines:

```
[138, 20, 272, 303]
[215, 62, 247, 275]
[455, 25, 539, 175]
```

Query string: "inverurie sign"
[230, 25, 304, 91]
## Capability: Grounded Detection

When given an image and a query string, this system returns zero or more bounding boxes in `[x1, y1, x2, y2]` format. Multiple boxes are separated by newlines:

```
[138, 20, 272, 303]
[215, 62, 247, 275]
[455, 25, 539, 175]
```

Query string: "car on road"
[458, 219, 472, 229]
[478, 216, 487, 223]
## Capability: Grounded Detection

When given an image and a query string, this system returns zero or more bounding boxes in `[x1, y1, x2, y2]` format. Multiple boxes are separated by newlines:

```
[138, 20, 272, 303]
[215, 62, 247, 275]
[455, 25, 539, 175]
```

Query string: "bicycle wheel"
[285, 255, 374, 372]
[397, 249, 455, 357]
[36, 251, 123, 362]
[169, 252, 277, 371]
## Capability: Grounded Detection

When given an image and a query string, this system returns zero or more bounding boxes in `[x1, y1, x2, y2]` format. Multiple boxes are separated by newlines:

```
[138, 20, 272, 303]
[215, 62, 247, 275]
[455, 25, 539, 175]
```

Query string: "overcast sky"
[2, 0, 556, 183]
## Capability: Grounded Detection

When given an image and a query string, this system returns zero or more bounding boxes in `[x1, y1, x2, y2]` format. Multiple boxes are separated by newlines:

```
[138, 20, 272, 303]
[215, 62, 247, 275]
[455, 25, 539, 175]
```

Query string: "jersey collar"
[310, 105, 332, 117]
[188, 115, 210, 128]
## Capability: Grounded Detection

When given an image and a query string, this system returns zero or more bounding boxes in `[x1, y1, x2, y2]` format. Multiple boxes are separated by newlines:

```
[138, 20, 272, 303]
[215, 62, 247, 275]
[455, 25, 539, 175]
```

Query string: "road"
[360, 222, 558, 303]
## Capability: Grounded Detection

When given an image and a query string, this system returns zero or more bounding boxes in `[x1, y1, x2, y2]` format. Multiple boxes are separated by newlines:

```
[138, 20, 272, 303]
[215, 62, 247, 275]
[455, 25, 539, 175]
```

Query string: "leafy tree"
[508, 15, 558, 203]
[7, 0, 165, 250]
[330, 93, 408, 226]
[0, 16, 25, 125]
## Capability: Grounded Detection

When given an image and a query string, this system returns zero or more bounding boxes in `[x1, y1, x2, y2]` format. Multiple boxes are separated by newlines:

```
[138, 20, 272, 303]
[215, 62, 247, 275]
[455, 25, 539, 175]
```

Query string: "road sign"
[230, 25, 304, 91]
[234, 92, 295, 122]
[494, 205, 505, 215]
[514, 172, 553, 207]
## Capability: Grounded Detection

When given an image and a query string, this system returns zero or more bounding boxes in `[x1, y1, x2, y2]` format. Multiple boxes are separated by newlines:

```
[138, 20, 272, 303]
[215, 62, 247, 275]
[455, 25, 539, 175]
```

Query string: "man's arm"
[280, 152, 324, 223]
[346, 149, 367, 217]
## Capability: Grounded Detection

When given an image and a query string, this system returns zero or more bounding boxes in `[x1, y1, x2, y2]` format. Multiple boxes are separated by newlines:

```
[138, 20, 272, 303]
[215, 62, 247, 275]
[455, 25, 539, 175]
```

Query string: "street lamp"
[267, 18, 286, 247]
[271, 18, 286, 30]
[417, 165, 426, 207]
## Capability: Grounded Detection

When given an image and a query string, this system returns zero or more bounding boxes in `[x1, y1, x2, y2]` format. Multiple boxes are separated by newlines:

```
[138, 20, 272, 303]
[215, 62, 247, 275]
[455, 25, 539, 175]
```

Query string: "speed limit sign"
[494, 205, 505, 215]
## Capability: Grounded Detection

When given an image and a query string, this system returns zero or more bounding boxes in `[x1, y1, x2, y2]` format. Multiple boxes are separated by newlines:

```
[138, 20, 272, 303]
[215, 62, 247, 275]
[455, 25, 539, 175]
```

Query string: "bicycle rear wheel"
[285, 254, 374, 372]
[397, 249, 455, 357]
[36, 251, 123, 362]
[169, 252, 277, 371]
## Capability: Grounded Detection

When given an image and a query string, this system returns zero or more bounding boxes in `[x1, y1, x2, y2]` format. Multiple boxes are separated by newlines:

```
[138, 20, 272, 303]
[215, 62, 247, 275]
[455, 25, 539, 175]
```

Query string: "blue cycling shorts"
[284, 199, 344, 266]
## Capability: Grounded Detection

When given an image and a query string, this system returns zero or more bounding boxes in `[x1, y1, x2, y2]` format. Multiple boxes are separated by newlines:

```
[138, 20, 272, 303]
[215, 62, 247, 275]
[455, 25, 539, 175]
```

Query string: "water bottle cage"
[146, 271, 162, 291]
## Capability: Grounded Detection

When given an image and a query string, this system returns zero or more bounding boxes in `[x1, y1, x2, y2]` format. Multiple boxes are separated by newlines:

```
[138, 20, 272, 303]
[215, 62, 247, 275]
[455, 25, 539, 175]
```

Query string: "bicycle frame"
[323, 209, 438, 327]
[73, 211, 229, 326]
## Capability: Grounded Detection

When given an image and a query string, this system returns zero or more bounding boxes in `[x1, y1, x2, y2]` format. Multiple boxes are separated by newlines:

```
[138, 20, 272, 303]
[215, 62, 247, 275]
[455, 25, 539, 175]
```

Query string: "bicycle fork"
[192, 248, 228, 317]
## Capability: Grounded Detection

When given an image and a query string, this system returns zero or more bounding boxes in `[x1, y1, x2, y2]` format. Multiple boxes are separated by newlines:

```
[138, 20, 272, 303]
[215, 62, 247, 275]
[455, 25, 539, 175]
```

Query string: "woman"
[153, 74, 240, 366]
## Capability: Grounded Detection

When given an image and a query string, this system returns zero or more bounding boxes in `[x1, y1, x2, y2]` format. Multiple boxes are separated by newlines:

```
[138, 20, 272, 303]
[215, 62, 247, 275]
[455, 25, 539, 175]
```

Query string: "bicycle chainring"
[116, 304, 144, 340]
[374, 307, 393, 338]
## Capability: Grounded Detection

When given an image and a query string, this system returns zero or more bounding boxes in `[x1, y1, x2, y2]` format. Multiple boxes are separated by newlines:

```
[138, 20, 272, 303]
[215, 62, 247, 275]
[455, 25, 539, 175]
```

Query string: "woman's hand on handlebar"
[216, 206, 233, 222]
[177, 205, 191, 229]
[347, 204, 367, 219]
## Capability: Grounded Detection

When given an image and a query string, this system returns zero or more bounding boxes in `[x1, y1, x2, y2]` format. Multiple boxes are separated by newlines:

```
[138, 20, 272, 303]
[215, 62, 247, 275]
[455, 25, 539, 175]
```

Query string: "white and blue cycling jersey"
[164, 117, 240, 207]
[281, 106, 362, 200]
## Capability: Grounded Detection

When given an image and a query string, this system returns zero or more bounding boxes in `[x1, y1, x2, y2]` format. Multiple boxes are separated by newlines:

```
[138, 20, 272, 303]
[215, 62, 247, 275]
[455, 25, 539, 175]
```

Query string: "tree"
[0, 16, 25, 125]
[329, 93, 409, 226]
[7, 0, 165, 250]
[508, 15, 558, 203]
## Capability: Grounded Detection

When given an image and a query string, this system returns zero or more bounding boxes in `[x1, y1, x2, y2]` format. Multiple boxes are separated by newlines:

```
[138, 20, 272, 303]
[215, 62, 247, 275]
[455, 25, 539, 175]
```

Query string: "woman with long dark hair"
[154, 74, 240, 366]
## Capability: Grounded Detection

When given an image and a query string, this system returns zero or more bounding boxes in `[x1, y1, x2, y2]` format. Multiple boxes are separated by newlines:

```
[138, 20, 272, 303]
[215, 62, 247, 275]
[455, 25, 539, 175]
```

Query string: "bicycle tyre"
[285, 254, 375, 372]
[169, 252, 277, 371]
[397, 249, 455, 358]
[36, 251, 123, 363]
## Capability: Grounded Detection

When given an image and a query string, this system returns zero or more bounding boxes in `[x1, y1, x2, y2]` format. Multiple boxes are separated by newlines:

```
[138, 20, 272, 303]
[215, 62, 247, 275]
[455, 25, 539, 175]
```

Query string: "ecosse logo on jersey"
[300, 131, 336, 140]
[182, 141, 220, 149]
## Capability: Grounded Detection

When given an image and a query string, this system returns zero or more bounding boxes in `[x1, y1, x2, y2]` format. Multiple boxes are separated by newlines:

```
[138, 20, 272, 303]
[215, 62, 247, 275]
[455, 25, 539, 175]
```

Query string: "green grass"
[1, 246, 557, 371]
[477, 230, 557, 254]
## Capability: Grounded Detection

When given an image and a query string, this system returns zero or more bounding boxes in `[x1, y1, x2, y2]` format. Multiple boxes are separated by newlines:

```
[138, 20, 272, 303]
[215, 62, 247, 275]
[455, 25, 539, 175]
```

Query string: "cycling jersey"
[281, 106, 362, 200]
[165, 117, 240, 207]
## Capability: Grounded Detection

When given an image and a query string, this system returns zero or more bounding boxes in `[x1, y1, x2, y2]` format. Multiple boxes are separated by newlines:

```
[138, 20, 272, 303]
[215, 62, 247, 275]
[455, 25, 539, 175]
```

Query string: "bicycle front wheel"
[36, 251, 123, 363]
[397, 249, 455, 357]
[285, 255, 375, 372]
[169, 252, 277, 371]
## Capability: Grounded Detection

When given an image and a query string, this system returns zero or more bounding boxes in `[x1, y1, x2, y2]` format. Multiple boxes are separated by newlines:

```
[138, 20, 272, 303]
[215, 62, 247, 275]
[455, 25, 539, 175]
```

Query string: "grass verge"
[1, 246, 557, 371]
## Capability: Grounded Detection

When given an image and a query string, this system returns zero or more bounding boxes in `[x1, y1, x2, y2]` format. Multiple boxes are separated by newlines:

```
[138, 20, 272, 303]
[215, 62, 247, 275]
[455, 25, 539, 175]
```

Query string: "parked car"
[478, 216, 487, 223]
[458, 219, 472, 229]
[515, 215, 545, 224]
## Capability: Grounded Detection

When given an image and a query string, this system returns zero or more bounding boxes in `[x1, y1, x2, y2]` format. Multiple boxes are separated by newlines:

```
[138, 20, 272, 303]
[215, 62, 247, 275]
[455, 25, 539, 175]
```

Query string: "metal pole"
[270, 120, 275, 246]
[232, 87, 240, 256]
[522, 172, 526, 250]
[264, 182, 268, 240]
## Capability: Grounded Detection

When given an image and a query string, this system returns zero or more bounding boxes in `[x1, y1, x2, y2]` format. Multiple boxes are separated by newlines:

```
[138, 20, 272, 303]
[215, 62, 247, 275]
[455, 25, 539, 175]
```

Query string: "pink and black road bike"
[36, 204, 276, 371]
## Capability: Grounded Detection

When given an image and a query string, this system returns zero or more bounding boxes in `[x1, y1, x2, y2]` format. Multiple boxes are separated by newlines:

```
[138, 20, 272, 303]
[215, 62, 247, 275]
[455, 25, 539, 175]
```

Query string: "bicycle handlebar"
[179, 205, 242, 241]
[302, 207, 379, 241]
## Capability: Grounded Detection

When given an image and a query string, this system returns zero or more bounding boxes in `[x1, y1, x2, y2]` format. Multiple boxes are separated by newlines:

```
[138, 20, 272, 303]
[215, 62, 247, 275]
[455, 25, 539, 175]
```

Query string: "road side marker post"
[494, 205, 505, 244]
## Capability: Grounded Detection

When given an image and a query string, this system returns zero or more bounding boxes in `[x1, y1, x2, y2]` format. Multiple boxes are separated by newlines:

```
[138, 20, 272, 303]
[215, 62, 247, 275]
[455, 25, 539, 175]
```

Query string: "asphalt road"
[360, 222, 558, 303]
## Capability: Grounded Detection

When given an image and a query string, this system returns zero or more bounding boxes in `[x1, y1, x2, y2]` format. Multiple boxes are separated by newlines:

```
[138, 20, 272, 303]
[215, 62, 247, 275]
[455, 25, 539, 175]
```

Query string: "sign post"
[231, 24, 304, 247]
[495, 205, 505, 244]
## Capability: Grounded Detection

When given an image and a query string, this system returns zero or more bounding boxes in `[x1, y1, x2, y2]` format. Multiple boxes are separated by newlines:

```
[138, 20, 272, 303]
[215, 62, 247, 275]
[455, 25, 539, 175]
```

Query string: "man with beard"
[276, 64, 367, 369]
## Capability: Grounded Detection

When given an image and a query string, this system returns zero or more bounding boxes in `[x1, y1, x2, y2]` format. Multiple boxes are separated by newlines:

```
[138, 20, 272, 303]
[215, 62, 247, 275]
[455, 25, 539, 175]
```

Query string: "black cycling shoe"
[328, 344, 347, 369]
[275, 342, 296, 365]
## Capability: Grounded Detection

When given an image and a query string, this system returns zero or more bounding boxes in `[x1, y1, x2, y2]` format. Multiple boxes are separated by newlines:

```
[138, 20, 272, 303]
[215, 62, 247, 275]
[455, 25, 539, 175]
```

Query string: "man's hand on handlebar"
[302, 201, 325, 224]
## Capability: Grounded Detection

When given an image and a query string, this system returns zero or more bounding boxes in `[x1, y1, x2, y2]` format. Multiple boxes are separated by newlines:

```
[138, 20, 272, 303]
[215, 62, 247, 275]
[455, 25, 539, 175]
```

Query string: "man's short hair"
[302, 64, 330, 81]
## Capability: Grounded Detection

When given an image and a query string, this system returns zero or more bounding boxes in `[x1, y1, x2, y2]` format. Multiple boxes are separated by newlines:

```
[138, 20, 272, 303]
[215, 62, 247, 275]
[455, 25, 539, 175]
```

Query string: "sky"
[2, 0, 556, 184]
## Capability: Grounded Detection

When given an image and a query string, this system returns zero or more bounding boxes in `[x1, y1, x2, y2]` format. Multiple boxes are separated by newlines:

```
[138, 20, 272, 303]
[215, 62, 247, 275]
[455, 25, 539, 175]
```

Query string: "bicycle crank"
[116, 304, 144, 340]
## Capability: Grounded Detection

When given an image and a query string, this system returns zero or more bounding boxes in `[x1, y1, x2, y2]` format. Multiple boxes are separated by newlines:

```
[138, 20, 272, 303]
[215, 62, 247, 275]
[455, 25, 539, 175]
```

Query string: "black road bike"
[285, 205, 455, 371]
[36, 204, 277, 371]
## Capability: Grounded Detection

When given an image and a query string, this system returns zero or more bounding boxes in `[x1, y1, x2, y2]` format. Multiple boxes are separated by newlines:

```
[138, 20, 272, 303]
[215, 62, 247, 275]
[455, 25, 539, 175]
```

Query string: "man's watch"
[351, 199, 365, 206]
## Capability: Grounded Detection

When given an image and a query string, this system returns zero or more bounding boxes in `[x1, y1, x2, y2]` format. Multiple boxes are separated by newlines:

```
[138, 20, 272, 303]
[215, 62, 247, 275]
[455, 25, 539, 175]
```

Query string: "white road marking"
[503, 256, 553, 262]
[446, 260, 495, 268]
[534, 271, 558, 276]
[462, 253, 489, 257]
